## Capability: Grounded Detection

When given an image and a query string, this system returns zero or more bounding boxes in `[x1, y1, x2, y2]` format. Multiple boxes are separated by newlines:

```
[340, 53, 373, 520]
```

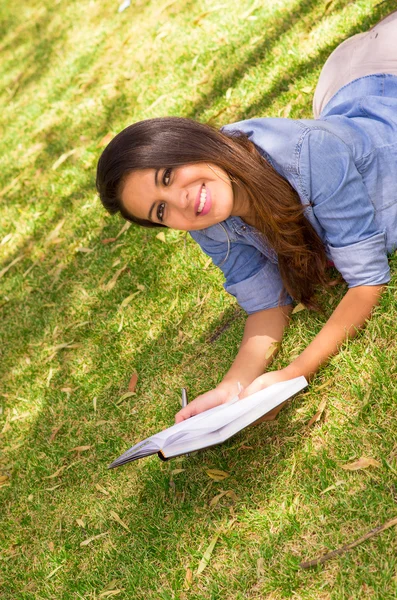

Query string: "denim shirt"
[190, 74, 397, 314]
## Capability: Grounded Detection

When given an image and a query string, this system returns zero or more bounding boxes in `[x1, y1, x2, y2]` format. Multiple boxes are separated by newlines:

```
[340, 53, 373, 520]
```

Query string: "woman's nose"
[171, 189, 189, 211]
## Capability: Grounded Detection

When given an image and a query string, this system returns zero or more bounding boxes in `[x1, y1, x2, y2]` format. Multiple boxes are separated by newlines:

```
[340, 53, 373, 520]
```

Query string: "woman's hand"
[175, 383, 239, 423]
[238, 368, 292, 399]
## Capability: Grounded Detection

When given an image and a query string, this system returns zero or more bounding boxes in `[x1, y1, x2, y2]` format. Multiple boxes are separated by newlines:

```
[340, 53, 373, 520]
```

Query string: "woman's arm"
[240, 284, 386, 397]
[285, 284, 386, 379]
[174, 304, 292, 422]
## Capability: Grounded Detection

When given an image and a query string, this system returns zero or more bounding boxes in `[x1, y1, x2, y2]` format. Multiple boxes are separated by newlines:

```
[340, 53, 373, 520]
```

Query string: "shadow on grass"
[2, 1, 397, 595]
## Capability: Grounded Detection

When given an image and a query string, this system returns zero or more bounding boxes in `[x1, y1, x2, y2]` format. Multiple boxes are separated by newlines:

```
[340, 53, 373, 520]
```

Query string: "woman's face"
[121, 163, 246, 230]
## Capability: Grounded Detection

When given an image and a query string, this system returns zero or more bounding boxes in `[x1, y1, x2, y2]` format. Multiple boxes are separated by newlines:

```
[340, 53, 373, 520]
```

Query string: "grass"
[1, 0, 397, 598]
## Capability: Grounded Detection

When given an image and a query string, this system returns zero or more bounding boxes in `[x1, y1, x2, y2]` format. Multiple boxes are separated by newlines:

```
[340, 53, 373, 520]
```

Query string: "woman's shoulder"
[222, 117, 315, 175]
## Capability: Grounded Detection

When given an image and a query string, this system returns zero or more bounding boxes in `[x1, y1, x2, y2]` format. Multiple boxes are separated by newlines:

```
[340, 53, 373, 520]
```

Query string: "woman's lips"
[195, 184, 212, 216]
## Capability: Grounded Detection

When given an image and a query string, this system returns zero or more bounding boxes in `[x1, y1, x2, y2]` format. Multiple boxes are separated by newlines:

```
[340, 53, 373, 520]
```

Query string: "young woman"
[96, 10, 397, 422]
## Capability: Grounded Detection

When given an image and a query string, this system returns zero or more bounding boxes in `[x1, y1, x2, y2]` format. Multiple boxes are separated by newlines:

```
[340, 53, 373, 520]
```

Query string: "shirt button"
[241, 225, 247, 232]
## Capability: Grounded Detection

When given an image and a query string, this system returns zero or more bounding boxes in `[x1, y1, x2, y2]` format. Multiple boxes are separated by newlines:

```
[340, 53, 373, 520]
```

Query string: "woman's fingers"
[238, 376, 266, 399]
[174, 388, 230, 423]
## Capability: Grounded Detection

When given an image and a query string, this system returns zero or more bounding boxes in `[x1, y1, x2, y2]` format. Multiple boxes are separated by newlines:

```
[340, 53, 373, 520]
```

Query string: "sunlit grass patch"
[1, 0, 397, 598]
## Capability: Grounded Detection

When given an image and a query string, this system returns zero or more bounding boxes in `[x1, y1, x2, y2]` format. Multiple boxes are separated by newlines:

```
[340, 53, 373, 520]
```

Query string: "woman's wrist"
[216, 379, 244, 400]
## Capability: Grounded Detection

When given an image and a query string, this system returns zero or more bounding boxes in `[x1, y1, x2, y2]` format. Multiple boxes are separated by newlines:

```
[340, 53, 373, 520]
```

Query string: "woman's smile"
[195, 184, 212, 216]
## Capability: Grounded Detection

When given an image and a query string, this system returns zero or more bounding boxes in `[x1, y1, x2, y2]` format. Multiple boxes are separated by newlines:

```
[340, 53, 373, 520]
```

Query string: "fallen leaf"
[49, 424, 63, 442]
[118, 316, 124, 332]
[0, 175, 21, 197]
[197, 532, 220, 574]
[206, 469, 230, 481]
[93, 397, 97, 412]
[257, 557, 264, 578]
[136, 284, 145, 291]
[203, 257, 212, 270]
[119, 292, 139, 309]
[0, 475, 9, 485]
[307, 398, 327, 427]
[80, 531, 109, 547]
[95, 483, 110, 495]
[101, 238, 117, 244]
[183, 567, 193, 590]
[52, 149, 77, 170]
[118, 0, 130, 12]
[193, 4, 227, 25]
[156, 231, 166, 242]
[264, 342, 280, 360]
[45, 483, 62, 491]
[68, 445, 92, 453]
[0, 255, 24, 279]
[116, 221, 131, 239]
[99, 591, 123, 598]
[1, 233, 13, 245]
[76, 247, 94, 253]
[115, 391, 135, 405]
[320, 480, 345, 495]
[292, 303, 306, 314]
[316, 379, 332, 391]
[110, 510, 131, 532]
[128, 373, 138, 392]
[43, 466, 67, 479]
[103, 265, 128, 291]
[98, 132, 113, 148]
[171, 469, 185, 476]
[301, 85, 313, 94]
[210, 490, 229, 507]
[76, 518, 86, 528]
[341, 457, 381, 471]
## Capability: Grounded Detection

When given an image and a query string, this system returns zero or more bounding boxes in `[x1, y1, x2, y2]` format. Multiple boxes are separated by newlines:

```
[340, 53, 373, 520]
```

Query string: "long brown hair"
[96, 116, 329, 309]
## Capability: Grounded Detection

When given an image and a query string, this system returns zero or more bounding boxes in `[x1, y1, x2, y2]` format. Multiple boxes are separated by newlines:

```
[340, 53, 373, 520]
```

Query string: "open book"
[108, 376, 307, 468]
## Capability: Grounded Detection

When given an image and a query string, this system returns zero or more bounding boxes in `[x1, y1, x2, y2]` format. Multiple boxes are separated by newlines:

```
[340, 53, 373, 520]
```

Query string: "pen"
[181, 388, 190, 457]
[181, 387, 188, 409]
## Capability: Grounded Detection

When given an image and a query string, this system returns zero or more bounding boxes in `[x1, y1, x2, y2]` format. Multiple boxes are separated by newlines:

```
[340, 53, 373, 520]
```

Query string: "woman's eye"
[162, 168, 172, 186]
[156, 202, 165, 222]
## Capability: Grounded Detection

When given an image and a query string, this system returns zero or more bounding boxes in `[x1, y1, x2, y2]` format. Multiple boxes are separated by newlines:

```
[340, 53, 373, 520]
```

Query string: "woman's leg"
[313, 9, 397, 118]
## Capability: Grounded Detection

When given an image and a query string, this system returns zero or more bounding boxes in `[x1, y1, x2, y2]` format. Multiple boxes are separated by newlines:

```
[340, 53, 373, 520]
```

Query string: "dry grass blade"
[45, 564, 64, 579]
[0, 255, 23, 279]
[110, 511, 131, 532]
[80, 532, 109, 547]
[52, 149, 77, 170]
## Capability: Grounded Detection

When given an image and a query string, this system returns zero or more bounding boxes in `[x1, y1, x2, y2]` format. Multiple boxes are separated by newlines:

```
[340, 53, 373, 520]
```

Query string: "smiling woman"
[96, 10, 397, 423]
[121, 162, 237, 229]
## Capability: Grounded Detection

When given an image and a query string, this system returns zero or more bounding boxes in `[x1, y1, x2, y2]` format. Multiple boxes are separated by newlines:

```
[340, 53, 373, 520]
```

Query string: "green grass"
[1, 0, 397, 598]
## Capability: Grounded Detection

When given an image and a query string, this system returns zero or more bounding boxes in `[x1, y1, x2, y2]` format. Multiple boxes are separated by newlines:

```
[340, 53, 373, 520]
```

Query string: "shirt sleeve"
[299, 128, 390, 287]
[189, 229, 292, 313]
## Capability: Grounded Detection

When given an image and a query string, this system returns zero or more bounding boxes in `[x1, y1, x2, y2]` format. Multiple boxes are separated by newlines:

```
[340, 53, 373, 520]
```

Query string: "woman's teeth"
[197, 186, 207, 214]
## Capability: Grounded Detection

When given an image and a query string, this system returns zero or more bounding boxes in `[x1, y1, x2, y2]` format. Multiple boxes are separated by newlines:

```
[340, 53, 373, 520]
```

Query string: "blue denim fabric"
[190, 74, 397, 314]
